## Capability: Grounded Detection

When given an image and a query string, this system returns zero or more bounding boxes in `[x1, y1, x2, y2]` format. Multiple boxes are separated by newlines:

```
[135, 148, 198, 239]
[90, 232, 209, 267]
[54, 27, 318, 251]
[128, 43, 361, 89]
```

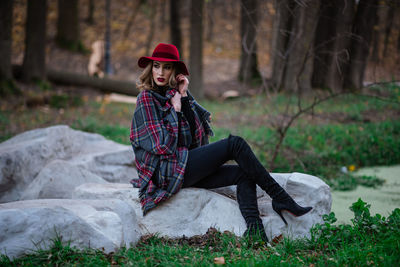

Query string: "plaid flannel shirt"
[130, 87, 213, 215]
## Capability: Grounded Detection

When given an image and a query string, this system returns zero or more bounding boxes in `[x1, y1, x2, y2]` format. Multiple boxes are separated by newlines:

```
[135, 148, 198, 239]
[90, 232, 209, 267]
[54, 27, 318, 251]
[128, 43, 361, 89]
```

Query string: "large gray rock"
[20, 160, 108, 200]
[0, 199, 141, 259]
[73, 172, 331, 240]
[0, 125, 137, 203]
[73, 183, 246, 237]
[0, 125, 331, 252]
[73, 183, 142, 215]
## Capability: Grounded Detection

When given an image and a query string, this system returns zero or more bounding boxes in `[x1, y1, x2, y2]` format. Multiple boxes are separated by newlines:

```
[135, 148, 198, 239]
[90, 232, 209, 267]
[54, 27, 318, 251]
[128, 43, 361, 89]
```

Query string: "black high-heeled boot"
[226, 135, 312, 225]
[271, 191, 312, 225]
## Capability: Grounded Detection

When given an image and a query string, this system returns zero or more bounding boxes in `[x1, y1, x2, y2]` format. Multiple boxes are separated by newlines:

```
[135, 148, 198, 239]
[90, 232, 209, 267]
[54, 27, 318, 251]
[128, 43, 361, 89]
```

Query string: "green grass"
[0, 82, 399, 191]
[71, 117, 131, 145]
[1, 200, 399, 266]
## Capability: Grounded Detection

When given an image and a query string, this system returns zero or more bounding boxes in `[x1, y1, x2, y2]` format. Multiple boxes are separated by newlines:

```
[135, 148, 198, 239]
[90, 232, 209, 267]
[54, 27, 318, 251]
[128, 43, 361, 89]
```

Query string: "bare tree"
[22, 0, 47, 82]
[85, 0, 95, 25]
[371, 3, 390, 63]
[206, 0, 215, 42]
[170, 0, 183, 57]
[56, 0, 81, 50]
[189, 0, 204, 99]
[344, 0, 378, 90]
[312, 0, 355, 92]
[270, 0, 295, 91]
[312, 0, 337, 89]
[238, 0, 261, 85]
[0, 0, 13, 81]
[282, 0, 320, 92]
[159, 0, 167, 30]
[324, 0, 355, 92]
[123, 0, 145, 38]
[382, 0, 396, 57]
[145, 0, 157, 56]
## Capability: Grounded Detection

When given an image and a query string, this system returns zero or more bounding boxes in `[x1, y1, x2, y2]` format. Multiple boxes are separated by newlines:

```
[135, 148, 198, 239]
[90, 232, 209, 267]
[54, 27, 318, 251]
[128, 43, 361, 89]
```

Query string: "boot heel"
[277, 210, 288, 225]
[272, 198, 312, 226]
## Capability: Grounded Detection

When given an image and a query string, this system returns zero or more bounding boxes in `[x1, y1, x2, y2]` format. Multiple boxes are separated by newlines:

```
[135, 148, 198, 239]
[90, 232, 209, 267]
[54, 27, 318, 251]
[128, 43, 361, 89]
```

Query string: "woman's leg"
[182, 137, 263, 233]
[183, 134, 312, 225]
[185, 164, 260, 223]
[183, 134, 282, 198]
[189, 165, 267, 241]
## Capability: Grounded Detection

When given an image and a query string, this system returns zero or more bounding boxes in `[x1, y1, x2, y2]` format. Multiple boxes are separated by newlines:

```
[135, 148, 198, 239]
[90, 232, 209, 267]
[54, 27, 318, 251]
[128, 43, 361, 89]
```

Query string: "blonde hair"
[137, 61, 178, 91]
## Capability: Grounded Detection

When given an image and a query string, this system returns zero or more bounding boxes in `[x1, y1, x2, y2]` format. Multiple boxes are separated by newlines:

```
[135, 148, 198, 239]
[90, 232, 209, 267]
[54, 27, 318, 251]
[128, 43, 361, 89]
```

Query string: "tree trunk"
[123, 0, 144, 38]
[0, 0, 13, 81]
[85, 0, 95, 25]
[371, 3, 389, 62]
[283, 0, 320, 92]
[270, 0, 295, 90]
[170, 0, 183, 58]
[22, 0, 47, 82]
[311, 0, 337, 89]
[159, 0, 167, 29]
[56, 0, 80, 50]
[238, 0, 261, 85]
[344, 0, 378, 90]
[13, 65, 139, 96]
[325, 0, 355, 92]
[398, 26, 400, 54]
[206, 0, 214, 42]
[145, 0, 157, 56]
[383, 1, 395, 58]
[189, 0, 204, 99]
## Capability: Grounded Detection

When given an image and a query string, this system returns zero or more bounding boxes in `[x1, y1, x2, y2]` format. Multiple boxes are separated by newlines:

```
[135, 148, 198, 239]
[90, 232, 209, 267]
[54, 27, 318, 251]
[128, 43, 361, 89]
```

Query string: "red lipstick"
[157, 78, 165, 82]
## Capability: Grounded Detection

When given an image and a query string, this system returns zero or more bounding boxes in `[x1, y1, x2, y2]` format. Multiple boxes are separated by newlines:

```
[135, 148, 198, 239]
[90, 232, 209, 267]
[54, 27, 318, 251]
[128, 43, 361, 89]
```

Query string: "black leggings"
[182, 135, 282, 225]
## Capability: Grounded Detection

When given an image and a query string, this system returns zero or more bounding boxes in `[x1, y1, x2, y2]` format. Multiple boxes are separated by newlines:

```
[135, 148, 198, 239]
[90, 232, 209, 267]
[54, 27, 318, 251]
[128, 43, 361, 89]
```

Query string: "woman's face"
[152, 61, 174, 87]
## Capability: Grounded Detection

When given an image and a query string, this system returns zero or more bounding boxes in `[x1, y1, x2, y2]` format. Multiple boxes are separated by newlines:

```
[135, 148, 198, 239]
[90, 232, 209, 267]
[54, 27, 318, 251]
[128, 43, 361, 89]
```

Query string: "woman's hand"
[171, 91, 182, 112]
[176, 74, 189, 97]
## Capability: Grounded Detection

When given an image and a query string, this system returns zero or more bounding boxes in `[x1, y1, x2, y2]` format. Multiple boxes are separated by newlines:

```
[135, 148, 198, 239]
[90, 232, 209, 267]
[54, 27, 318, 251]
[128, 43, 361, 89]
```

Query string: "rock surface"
[73, 183, 247, 237]
[73, 171, 331, 240]
[20, 160, 108, 200]
[0, 125, 137, 203]
[0, 199, 141, 259]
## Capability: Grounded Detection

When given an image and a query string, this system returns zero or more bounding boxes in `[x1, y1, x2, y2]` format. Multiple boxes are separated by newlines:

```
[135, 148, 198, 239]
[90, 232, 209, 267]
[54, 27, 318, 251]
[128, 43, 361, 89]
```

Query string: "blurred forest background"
[1, 0, 400, 186]
[1, 0, 400, 98]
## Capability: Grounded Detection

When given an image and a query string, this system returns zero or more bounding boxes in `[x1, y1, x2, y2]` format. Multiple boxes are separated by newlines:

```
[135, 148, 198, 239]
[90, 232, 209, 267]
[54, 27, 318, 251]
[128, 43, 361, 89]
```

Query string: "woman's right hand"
[171, 91, 182, 112]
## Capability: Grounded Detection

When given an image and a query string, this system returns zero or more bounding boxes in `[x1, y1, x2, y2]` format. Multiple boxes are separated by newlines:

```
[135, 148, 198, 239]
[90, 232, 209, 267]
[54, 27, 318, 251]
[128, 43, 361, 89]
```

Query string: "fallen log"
[12, 65, 139, 96]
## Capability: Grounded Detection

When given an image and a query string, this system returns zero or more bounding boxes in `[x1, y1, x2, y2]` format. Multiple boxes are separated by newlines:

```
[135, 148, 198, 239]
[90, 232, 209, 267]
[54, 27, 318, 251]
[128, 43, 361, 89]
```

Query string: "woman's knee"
[228, 134, 247, 151]
[228, 134, 245, 145]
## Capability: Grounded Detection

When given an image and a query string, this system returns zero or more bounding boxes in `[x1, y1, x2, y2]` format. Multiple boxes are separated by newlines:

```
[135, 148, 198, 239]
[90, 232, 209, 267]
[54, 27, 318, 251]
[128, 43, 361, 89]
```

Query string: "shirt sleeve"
[181, 96, 196, 140]
[130, 91, 179, 155]
[177, 109, 192, 148]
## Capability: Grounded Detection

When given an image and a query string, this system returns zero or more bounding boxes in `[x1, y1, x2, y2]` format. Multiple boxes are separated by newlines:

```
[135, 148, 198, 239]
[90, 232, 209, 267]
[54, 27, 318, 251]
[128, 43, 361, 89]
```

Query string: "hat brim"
[138, 56, 189, 76]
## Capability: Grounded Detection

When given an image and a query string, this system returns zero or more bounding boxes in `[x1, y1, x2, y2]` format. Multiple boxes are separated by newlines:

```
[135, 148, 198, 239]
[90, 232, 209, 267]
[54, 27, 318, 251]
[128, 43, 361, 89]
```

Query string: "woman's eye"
[165, 66, 172, 70]
[154, 65, 159, 69]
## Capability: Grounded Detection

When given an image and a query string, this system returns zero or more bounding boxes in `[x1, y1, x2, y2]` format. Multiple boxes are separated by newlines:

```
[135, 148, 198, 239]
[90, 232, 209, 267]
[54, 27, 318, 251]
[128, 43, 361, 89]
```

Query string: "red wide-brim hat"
[138, 43, 189, 76]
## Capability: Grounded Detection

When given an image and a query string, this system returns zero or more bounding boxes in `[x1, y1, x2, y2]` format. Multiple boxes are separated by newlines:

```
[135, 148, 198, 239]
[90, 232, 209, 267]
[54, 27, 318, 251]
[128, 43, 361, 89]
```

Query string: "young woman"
[130, 43, 312, 242]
